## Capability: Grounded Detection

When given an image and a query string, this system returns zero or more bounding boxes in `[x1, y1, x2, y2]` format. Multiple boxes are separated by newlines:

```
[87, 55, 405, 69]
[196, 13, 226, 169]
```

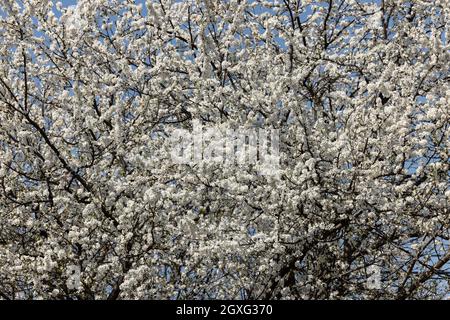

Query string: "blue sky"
[61, 0, 77, 6]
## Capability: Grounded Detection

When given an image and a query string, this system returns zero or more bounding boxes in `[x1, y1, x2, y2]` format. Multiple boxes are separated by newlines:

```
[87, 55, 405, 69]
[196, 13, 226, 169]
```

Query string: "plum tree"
[0, 0, 449, 300]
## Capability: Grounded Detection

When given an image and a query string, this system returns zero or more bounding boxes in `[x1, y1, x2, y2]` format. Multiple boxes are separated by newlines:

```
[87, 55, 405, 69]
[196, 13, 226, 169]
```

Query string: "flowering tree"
[0, 0, 449, 300]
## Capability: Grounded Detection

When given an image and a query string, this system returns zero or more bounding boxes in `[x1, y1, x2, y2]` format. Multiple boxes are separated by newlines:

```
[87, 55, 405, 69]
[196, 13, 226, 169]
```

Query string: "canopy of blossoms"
[0, 0, 449, 300]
